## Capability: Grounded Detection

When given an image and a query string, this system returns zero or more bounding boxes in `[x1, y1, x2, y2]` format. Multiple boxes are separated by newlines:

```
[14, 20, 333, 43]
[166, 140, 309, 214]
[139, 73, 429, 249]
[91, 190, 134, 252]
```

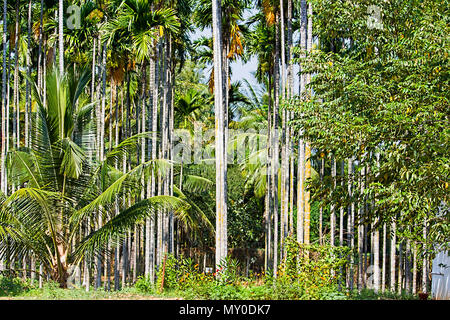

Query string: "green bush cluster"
[271, 236, 351, 299]
[135, 239, 352, 300]
[0, 276, 34, 297]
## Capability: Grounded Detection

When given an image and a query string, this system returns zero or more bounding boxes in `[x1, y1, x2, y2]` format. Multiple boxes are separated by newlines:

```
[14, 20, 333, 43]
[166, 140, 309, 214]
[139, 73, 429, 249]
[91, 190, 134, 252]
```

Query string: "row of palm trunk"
[238, 0, 431, 294]
[0, 0, 180, 289]
[0, 0, 431, 294]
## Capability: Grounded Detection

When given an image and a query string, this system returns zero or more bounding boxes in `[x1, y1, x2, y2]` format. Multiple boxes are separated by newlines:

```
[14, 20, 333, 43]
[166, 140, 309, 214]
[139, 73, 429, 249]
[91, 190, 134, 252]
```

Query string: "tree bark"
[272, 11, 280, 276]
[212, 0, 228, 271]
[13, 1, 19, 150]
[303, 1, 313, 247]
[319, 157, 324, 245]
[382, 223, 387, 292]
[390, 219, 397, 292]
[347, 158, 355, 290]
[58, 0, 64, 74]
[330, 157, 336, 247]
[1, 0, 7, 195]
[296, 0, 307, 246]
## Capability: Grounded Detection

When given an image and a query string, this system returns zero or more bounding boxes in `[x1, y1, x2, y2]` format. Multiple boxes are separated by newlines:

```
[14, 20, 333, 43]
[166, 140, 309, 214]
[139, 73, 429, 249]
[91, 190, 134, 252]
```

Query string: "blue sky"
[189, 7, 301, 97]
[190, 27, 259, 89]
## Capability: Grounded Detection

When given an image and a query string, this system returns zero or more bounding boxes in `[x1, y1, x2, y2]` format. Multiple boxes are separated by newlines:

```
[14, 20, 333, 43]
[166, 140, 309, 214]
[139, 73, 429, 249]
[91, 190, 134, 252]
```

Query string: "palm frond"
[182, 174, 214, 193]
[72, 195, 189, 262]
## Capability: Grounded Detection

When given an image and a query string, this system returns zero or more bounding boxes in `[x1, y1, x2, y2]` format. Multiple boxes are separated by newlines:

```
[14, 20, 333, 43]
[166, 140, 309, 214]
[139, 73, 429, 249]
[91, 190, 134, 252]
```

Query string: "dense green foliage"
[0, 0, 446, 300]
[291, 0, 449, 248]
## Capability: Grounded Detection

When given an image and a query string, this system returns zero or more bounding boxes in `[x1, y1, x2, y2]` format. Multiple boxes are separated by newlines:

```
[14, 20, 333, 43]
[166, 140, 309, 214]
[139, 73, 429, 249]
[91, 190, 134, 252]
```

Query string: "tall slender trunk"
[265, 74, 273, 270]
[296, 0, 307, 246]
[43, 36, 47, 113]
[412, 243, 417, 294]
[398, 241, 403, 294]
[390, 218, 397, 292]
[303, 1, 313, 246]
[84, 218, 91, 291]
[330, 158, 336, 247]
[422, 220, 428, 293]
[287, 0, 294, 237]
[13, 2, 19, 150]
[95, 41, 107, 290]
[161, 34, 171, 259]
[288, 145, 294, 235]
[405, 239, 411, 293]
[373, 221, 380, 293]
[212, 0, 227, 271]
[37, 0, 44, 92]
[113, 85, 121, 291]
[1, 0, 7, 195]
[122, 72, 131, 286]
[339, 161, 344, 247]
[169, 55, 175, 255]
[58, 0, 64, 74]
[25, 0, 32, 148]
[145, 58, 154, 279]
[382, 223, 387, 292]
[279, 0, 289, 260]
[150, 53, 158, 281]
[348, 157, 355, 290]
[303, 143, 311, 245]
[357, 166, 365, 290]
[297, 140, 304, 244]
[6, 30, 11, 181]
[156, 39, 163, 267]
[272, 11, 280, 276]
[319, 157, 324, 245]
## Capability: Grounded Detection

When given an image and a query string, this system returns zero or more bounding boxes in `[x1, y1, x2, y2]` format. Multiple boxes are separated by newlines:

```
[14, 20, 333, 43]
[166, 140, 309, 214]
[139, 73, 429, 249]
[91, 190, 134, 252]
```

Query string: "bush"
[268, 236, 351, 300]
[147, 243, 352, 300]
[135, 276, 156, 294]
[0, 276, 33, 297]
[350, 288, 419, 300]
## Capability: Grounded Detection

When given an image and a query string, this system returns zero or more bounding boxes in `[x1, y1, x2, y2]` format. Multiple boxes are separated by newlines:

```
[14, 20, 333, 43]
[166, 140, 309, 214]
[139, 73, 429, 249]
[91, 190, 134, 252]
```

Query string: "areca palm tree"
[175, 88, 205, 130]
[195, 0, 249, 103]
[104, 0, 181, 277]
[64, 1, 103, 69]
[104, 0, 180, 65]
[0, 67, 192, 288]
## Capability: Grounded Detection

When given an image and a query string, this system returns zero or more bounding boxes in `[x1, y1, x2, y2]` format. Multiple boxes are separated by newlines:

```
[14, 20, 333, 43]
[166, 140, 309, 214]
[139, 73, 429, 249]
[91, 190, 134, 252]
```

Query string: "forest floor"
[0, 294, 183, 300]
[0, 284, 184, 300]
[0, 276, 422, 300]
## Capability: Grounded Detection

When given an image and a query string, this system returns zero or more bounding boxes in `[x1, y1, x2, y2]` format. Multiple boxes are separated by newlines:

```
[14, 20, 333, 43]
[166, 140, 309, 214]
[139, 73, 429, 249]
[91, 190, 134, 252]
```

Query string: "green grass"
[0, 275, 421, 300]
[349, 288, 420, 300]
[0, 276, 180, 300]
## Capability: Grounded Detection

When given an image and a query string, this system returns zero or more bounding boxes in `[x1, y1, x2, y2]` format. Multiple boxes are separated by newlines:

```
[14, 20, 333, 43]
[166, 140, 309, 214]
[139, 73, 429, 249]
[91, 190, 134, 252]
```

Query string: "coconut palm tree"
[0, 67, 196, 288]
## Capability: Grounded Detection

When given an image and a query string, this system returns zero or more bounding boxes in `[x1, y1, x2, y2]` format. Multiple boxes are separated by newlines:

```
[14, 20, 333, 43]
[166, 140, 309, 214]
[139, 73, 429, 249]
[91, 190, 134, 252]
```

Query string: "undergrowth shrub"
[136, 238, 352, 300]
[0, 276, 33, 296]
[273, 236, 351, 299]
